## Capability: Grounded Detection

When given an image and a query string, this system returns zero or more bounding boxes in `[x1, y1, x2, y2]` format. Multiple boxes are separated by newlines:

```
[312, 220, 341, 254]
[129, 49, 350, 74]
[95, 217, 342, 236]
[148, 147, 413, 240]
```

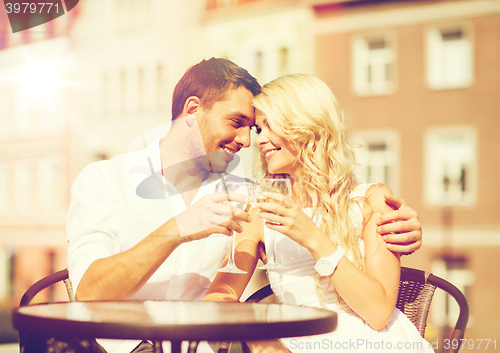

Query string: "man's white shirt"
[66, 136, 242, 353]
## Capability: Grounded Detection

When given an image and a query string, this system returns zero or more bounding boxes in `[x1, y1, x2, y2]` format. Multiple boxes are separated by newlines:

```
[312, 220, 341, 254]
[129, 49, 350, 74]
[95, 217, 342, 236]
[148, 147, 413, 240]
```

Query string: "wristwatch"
[314, 248, 346, 277]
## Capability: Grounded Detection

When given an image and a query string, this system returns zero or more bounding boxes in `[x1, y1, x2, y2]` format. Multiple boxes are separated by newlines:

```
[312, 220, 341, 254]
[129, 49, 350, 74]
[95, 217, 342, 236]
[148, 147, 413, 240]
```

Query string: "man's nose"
[235, 126, 251, 148]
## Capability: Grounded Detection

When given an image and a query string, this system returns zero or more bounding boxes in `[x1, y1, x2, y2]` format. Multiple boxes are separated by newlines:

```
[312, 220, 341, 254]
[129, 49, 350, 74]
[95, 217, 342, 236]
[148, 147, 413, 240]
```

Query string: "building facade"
[0, 6, 80, 342]
[0, 6, 79, 307]
[314, 0, 500, 349]
[1, 0, 499, 348]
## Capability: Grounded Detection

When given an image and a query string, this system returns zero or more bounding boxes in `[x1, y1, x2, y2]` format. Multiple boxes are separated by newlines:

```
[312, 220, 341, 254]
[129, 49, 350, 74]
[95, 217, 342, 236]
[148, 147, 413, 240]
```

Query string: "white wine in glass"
[254, 178, 292, 270]
[216, 178, 253, 274]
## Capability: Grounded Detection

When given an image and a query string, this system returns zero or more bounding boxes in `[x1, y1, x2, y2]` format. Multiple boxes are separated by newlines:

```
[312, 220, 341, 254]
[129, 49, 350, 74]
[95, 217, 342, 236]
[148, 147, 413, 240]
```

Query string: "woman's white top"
[264, 183, 434, 352]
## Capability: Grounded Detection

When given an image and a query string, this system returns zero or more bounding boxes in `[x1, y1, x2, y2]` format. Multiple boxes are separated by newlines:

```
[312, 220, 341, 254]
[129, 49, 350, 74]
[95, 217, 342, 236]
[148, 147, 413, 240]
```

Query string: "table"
[12, 300, 337, 353]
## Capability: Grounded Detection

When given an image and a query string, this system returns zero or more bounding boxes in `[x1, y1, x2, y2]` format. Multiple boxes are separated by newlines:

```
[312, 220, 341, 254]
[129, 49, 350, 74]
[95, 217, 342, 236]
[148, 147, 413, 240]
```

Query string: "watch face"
[316, 261, 334, 276]
[315, 248, 345, 277]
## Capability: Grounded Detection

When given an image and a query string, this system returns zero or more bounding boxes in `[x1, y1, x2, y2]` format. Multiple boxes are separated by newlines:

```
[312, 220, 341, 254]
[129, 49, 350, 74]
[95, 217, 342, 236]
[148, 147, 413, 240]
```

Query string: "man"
[66, 58, 422, 353]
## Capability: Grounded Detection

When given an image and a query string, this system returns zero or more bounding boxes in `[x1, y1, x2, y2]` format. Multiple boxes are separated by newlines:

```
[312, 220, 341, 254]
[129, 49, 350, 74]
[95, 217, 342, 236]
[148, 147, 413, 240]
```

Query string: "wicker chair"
[241, 266, 469, 353]
[397, 267, 469, 352]
[20, 267, 470, 353]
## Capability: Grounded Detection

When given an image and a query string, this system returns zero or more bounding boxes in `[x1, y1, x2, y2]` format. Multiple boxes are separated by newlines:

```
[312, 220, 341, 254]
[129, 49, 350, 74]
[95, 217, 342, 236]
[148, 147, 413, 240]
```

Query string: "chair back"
[20, 268, 75, 306]
[244, 266, 469, 353]
[18, 269, 75, 353]
[397, 267, 436, 336]
[397, 267, 469, 353]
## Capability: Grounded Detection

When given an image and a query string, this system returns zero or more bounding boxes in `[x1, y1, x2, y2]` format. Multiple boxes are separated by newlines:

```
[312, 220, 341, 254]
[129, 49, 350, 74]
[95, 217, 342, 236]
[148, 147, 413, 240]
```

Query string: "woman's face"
[254, 110, 299, 176]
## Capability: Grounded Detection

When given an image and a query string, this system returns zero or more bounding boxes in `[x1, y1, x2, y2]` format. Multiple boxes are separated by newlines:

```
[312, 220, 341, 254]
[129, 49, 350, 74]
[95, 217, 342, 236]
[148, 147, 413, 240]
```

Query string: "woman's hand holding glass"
[253, 178, 292, 269]
[256, 192, 331, 260]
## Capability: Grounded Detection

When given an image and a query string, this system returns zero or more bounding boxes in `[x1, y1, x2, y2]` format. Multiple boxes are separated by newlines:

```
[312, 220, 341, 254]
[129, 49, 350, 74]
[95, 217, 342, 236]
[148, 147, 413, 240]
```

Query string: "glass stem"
[229, 233, 236, 266]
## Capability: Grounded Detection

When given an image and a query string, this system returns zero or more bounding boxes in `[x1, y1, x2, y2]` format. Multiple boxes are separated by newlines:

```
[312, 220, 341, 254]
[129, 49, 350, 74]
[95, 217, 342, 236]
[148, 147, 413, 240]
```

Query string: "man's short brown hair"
[171, 58, 261, 120]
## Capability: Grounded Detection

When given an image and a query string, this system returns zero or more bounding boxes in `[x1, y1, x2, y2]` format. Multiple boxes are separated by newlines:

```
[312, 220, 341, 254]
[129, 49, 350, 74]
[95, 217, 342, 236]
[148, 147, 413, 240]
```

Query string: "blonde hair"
[253, 74, 364, 272]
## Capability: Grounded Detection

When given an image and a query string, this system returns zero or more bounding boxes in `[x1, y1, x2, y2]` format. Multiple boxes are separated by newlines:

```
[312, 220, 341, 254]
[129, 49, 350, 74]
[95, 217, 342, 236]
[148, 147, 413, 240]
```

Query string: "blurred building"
[1, 0, 499, 348]
[208, 0, 500, 348]
[67, 0, 209, 174]
[205, 0, 315, 84]
[313, 0, 500, 349]
[0, 7, 78, 306]
[203, 0, 318, 183]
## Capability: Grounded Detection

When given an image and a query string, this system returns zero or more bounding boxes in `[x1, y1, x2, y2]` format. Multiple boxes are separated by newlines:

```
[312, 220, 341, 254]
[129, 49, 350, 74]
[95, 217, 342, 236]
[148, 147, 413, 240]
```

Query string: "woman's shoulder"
[362, 183, 394, 214]
[350, 182, 377, 199]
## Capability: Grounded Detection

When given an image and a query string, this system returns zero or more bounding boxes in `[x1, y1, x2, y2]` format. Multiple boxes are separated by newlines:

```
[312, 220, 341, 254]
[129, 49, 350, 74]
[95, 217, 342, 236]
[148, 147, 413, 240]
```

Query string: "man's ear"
[183, 96, 201, 116]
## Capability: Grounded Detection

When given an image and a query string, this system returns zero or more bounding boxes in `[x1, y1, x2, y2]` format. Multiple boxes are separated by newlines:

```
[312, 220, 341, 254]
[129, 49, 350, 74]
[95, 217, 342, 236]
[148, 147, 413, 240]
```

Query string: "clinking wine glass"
[254, 178, 292, 270]
[215, 177, 254, 274]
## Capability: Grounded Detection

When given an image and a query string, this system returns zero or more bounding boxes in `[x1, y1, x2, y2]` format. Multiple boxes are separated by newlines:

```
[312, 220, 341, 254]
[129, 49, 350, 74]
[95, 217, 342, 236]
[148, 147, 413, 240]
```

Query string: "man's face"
[197, 86, 255, 173]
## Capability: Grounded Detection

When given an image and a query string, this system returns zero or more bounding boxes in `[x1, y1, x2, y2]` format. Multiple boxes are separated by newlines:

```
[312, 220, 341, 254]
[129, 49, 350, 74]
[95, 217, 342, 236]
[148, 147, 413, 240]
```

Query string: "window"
[116, 0, 150, 32]
[0, 21, 7, 50]
[423, 125, 477, 208]
[156, 64, 165, 112]
[254, 50, 263, 82]
[120, 70, 127, 114]
[29, 17, 49, 42]
[15, 160, 36, 211]
[350, 129, 400, 195]
[7, 29, 22, 47]
[0, 247, 16, 300]
[116, 0, 131, 33]
[0, 249, 7, 299]
[0, 161, 11, 212]
[15, 103, 36, 138]
[215, 0, 238, 7]
[208, 0, 258, 8]
[51, 8, 69, 37]
[135, 0, 150, 28]
[426, 24, 473, 89]
[38, 157, 66, 210]
[101, 72, 109, 114]
[279, 47, 289, 76]
[137, 67, 144, 113]
[0, 90, 13, 139]
[39, 98, 63, 135]
[109, 71, 120, 114]
[352, 34, 396, 96]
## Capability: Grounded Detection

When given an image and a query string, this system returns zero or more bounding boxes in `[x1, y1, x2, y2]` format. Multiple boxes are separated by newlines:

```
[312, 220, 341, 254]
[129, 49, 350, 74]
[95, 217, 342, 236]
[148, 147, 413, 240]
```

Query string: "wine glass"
[254, 178, 292, 270]
[215, 176, 254, 274]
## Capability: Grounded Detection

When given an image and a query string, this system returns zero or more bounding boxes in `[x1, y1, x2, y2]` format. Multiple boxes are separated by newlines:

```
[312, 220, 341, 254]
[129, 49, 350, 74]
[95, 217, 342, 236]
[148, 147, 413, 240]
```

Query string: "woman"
[205, 74, 433, 352]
